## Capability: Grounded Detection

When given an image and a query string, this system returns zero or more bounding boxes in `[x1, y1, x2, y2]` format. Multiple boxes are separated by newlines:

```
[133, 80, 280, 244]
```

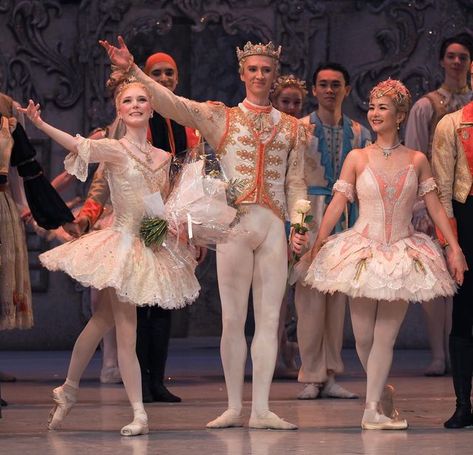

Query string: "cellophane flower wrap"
[164, 144, 243, 247]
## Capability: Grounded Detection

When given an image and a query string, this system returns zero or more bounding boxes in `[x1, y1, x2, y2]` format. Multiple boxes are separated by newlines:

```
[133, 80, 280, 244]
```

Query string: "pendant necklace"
[124, 136, 153, 164]
[375, 141, 401, 159]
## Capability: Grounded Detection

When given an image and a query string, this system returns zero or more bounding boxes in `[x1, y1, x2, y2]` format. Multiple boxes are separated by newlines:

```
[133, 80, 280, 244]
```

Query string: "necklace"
[124, 136, 153, 164]
[374, 141, 401, 159]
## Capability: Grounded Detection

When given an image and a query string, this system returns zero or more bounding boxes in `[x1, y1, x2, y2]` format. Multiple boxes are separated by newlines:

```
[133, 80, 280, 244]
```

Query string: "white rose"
[294, 199, 311, 214]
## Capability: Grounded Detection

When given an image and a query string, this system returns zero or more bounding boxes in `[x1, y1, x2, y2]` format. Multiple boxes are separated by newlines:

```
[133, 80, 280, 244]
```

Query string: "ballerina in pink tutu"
[304, 79, 467, 430]
[20, 79, 200, 436]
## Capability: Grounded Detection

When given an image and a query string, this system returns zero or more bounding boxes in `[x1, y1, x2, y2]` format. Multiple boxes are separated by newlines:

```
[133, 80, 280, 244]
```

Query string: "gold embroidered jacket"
[431, 104, 473, 218]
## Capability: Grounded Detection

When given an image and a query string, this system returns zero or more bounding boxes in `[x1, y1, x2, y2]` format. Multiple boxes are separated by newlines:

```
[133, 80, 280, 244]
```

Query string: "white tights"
[216, 206, 287, 416]
[65, 287, 144, 418]
[349, 297, 409, 404]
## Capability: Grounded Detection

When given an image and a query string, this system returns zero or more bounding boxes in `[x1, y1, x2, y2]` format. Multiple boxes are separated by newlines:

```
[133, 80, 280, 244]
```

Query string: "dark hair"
[312, 62, 350, 86]
[439, 33, 473, 60]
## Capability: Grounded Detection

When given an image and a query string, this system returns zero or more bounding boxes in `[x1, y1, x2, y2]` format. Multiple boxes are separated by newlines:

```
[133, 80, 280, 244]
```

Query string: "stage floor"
[0, 337, 471, 454]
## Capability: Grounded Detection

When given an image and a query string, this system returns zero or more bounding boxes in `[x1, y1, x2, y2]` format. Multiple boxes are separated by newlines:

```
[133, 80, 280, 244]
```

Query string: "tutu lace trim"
[40, 229, 200, 308]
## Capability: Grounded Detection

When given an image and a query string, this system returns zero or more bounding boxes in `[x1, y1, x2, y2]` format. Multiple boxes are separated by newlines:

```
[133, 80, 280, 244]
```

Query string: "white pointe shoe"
[361, 402, 408, 430]
[120, 415, 149, 436]
[249, 411, 298, 430]
[48, 386, 77, 430]
[206, 409, 244, 429]
[297, 383, 320, 400]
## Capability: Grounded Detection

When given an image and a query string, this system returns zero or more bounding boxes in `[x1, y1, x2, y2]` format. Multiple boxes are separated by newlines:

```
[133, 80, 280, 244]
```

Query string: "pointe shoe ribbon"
[249, 411, 298, 430]
[380, 384, 399, 420]
[48, 386, 77, 430]
[120, 416, 149, 436]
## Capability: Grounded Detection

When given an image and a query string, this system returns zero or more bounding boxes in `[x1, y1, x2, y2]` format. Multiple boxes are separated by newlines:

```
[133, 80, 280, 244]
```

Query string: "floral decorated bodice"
[334, 164, 437, 245]
[65, 137, 170, 235]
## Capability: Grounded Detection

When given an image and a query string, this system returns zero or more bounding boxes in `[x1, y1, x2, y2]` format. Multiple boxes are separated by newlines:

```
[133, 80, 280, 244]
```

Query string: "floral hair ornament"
[236, 41, 282, 62]
[370, 78, 412, 113]
[271, 74, 308, 99]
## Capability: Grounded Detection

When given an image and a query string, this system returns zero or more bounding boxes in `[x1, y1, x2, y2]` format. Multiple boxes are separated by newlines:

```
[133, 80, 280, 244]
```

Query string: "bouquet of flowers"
[139, 191, 168, 248]
[165, 149, 243, 246]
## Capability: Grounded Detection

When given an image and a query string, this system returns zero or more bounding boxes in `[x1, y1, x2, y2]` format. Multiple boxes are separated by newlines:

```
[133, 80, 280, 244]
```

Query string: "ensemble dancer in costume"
[1, 94, 73, 410]
[296, 63, 371, 400]
[20, 80, 200, 436]
[432, 91, 473, 428]
[68, 52, 199, 402]
[304, 79, 466, 429]
[270, 74, 307, 377]
[100, 36, 308, 430]
[271, 74, 307, 118]
[405, 33, 473, 377]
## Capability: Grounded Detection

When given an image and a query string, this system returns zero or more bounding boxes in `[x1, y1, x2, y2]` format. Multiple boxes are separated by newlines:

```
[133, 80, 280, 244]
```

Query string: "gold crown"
[272, 74, 308, 96]
[236, 41, 281, 62]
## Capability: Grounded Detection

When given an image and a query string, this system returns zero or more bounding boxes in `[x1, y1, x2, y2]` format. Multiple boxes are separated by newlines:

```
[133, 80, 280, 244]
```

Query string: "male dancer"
[405, 33, 473, 376]
[68, 52, 199, 402]
[101, 36, 308, 430]
[297, 63, 371, 400]
[432, 69, 473, 428]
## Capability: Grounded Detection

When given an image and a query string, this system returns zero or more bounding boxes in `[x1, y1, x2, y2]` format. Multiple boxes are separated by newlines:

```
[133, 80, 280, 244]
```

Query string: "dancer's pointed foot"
[206, 409, 243, 428]
[120, 414, 149, 436]
[320, 377, 358, 399]
[249, 411, 297, 430]
[47, 386, 77, 430]
[361, 402, 408, 430]
[297, 383, 320, 400]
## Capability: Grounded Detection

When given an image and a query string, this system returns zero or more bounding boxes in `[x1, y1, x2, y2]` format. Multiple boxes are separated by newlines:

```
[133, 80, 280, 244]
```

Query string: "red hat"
[144, 52, 178, 75]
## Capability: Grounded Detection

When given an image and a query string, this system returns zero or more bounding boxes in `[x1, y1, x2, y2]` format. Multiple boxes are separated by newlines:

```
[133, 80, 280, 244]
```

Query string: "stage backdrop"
[0, 0, 470, 348]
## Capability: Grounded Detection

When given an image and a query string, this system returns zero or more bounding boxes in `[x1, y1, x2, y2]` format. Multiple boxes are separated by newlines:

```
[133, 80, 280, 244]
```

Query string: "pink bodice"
[353, 165, 418, 245]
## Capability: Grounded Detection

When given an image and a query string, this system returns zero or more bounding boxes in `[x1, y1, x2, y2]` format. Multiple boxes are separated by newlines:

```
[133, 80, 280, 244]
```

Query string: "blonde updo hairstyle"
[369, 79, 412, 123]
[107, 74, 153, 112]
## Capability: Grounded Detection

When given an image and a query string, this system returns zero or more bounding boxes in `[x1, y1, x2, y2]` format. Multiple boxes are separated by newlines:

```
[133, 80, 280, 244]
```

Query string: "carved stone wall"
[0, 0, 471, 348]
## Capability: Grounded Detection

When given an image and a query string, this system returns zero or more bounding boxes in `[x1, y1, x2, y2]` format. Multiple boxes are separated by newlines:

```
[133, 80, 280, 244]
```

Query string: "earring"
[150, 111, 154, 118]
[397, 123, 400, 131]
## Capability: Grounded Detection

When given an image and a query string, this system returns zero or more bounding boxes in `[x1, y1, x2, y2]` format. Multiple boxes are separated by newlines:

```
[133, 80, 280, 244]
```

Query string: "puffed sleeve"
[286, 122, 308, 223]
[64, 136, 127, 182]
[417, 177, 438, 197]
[332, 179, 356, 203]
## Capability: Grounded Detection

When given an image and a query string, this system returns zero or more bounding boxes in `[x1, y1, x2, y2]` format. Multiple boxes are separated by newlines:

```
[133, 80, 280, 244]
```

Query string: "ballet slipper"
[297, 383, 320, 400]
[320, 376, 358, 399]
[48, 386, 77, 430]
[206, 409, 244, 429]
[361, 402, 408, 430]
[120, 415, 149, 436]
[249, 411, 297, 430]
